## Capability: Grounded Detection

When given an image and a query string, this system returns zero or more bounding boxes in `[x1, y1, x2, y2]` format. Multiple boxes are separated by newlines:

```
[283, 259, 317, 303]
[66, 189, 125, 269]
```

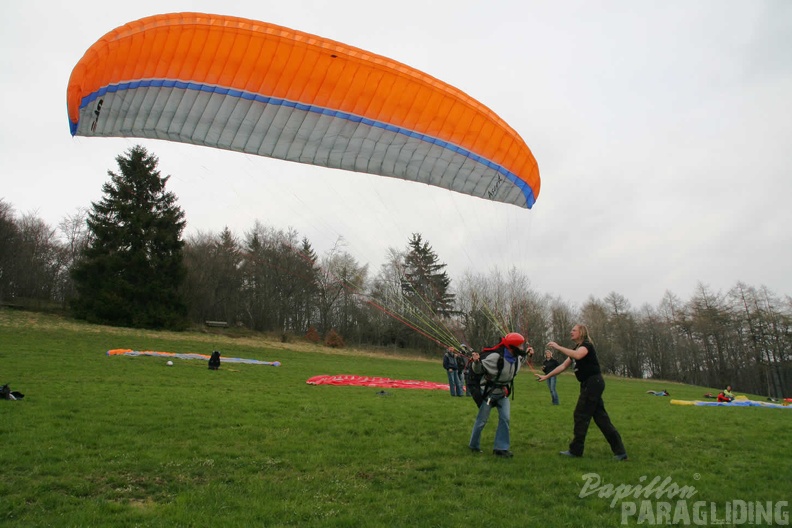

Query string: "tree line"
[2, 146, 790, 397]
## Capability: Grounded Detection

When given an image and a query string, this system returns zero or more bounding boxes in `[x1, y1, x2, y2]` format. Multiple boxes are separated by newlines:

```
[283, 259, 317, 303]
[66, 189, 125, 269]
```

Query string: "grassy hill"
[2, 310, 790, 527]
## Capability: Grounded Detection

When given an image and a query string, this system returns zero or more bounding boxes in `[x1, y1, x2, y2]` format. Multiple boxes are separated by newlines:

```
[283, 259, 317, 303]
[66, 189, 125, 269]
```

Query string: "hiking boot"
[614, 453, 629, 461]
[559, 450, 581, 458]
[493, 449, 513, 458]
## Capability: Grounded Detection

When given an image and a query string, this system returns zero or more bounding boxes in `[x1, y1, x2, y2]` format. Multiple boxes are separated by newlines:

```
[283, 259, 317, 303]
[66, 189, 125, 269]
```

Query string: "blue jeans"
[469, 396, 511, 451]
[447, 370, 463, 396]
[547, 376, 559, 405]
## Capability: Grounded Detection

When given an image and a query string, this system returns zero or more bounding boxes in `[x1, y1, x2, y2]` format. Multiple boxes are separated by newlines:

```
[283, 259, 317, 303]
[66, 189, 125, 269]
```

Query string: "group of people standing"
[442, 347, 468, 397]
[453, 324, 629, 461]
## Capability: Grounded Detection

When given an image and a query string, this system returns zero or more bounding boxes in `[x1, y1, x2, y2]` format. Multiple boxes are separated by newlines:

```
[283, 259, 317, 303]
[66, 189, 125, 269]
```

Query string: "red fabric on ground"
[306, 374, 449, 390]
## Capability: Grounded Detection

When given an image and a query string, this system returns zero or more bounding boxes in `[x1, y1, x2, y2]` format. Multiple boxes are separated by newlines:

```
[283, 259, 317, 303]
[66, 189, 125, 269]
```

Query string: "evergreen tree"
[0, 200, 21, 302]
[401, 233, 455, 318]
[293, 237, 320, 332]
[72, 145, 187, 329]
[240, 229, 267, 331]
[212, 227, 243, 324]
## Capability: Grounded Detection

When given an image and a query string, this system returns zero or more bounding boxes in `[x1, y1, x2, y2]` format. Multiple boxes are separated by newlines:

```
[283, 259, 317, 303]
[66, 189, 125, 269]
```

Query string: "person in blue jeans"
[468, 333, 533, 458]
[542, 349, 560, 405]
[443, 348, 464, 397]
[456, 353, 470, 396]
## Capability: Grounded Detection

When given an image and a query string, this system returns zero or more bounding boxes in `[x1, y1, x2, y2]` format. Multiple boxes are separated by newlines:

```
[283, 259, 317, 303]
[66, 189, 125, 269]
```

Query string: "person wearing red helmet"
[468, 332, 534, 458]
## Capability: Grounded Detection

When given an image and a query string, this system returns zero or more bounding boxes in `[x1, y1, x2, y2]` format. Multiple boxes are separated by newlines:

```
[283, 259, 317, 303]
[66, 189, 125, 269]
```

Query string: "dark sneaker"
[614, 453, 629, 461]
[469, 447, 481, 453]
[559, 450, 581, 458]
[493, 449, 514, 458]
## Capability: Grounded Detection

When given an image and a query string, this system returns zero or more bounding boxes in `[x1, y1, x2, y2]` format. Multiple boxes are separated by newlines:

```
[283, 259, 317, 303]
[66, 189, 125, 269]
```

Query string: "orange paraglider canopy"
[67, 12, 539, 208]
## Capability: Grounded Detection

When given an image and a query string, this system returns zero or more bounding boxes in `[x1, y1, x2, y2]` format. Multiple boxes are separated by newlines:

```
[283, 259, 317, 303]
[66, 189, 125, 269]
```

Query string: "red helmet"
[501, 333, 525, 347]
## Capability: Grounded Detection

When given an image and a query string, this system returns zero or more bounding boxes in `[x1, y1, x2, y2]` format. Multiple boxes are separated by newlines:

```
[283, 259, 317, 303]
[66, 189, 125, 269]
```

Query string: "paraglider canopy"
[66, 12, 540, 209]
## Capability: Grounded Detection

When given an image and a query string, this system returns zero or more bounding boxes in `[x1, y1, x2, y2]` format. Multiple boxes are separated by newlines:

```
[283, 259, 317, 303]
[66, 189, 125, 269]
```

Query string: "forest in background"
[4, 198, 789, 398]
[2, 148, 790, 398]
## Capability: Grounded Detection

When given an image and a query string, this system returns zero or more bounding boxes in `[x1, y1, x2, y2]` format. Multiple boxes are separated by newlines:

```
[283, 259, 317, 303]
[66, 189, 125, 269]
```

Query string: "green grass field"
[2, 310, 790, 527]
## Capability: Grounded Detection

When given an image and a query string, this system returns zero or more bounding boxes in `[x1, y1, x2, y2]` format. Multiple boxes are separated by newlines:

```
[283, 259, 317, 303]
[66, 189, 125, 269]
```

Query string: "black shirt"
[542, 357, 560, 374]
[573, 340, 601, 382]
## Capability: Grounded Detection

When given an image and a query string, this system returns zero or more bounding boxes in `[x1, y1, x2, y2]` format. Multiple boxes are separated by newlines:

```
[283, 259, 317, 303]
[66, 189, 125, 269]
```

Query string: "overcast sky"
[2, 0, 790, 308]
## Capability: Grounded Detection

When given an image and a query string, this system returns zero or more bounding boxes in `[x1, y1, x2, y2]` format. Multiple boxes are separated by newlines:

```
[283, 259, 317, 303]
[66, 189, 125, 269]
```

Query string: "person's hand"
[535, 374, 546, 382]
[547, 341, 559, 351]
[526, 346, 534, 356]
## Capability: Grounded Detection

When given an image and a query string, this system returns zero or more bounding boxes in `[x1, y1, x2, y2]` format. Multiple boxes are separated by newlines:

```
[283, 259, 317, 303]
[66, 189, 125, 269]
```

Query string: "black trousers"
[569, 374, 625, 456]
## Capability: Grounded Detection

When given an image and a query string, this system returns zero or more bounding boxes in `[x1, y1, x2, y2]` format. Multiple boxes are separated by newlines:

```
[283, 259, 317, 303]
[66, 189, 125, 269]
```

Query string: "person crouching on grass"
[536, 324, 628, 461]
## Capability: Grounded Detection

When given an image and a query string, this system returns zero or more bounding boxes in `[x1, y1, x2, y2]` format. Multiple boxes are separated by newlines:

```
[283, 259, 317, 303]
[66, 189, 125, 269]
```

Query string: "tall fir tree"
[293, 237, 320, 332]
[72, 145, 187, 329]
[401, 233, 455, 318]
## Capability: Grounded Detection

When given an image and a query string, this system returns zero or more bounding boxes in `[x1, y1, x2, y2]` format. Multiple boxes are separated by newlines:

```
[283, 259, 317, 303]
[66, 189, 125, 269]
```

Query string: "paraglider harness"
[464, 345, 524, 408]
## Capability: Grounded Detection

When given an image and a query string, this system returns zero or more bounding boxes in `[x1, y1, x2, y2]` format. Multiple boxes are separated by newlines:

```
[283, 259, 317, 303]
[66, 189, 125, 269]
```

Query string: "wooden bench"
[204, 321, 229, 328]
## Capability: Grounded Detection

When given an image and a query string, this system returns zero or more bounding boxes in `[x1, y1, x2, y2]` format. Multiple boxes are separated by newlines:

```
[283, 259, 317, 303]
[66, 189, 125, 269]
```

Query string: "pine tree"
[71, 145, 187, 329]
[0, 200, 21, 302]
[294, 237, 320, 332]
[401, 233, 455, 318]
[212, 227, 243, 324]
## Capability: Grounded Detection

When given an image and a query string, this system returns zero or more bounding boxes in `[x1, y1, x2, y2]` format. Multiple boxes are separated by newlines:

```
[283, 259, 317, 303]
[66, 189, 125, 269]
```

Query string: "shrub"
[324, 329, 344, 348]
[305, 326, 321, 343]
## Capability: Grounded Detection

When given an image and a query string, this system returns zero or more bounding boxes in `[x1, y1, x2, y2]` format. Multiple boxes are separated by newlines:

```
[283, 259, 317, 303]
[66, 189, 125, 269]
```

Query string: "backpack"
[1, 384, 24, 400]
[208, 350, 221, 370]
[464, 361, 485, 407]
[455, 354, 466, 371]
[465, 345, 513, 408]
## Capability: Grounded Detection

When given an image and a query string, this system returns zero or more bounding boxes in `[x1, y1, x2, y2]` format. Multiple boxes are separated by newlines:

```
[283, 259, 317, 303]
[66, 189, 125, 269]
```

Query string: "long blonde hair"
[577, 324, 594, 346]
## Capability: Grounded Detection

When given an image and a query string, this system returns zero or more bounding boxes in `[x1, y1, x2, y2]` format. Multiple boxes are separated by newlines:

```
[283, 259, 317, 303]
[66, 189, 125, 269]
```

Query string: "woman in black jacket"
[536, 324, 628, 461]
[542, 349, 560, 405]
